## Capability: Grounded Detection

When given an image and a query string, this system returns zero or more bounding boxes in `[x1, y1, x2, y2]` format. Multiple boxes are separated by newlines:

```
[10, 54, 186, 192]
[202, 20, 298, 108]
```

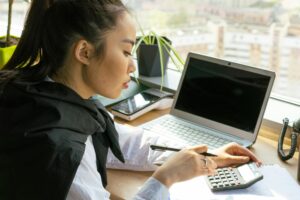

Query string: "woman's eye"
[124, 51, 132, 57]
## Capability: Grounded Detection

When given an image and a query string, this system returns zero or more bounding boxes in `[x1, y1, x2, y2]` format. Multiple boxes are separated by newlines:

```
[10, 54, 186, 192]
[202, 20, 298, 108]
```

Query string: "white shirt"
[44, 77, 173, 199]
[67, 120, 179, 200]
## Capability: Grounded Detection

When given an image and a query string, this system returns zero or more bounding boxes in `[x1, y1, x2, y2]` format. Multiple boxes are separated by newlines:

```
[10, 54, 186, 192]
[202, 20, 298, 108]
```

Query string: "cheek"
[93, 59, 126, 97]
[105, 54, 130, 82]
[85, 49, 130, 98]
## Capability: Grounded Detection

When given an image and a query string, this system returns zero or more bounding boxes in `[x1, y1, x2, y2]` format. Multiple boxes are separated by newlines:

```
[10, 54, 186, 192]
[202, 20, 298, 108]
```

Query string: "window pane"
[1, 0, 299, 105]
[126, 0, 300, 105]
[0, 0, 29, 37]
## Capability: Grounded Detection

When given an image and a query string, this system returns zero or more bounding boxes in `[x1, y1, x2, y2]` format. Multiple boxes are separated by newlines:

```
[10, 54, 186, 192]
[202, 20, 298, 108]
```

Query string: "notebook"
[139, 52, 275, 149]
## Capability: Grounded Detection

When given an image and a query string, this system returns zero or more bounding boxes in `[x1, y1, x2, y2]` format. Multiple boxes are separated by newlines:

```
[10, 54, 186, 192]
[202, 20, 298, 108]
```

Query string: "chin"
[107, 91, 121, 99]
[99, 87, 122, 99]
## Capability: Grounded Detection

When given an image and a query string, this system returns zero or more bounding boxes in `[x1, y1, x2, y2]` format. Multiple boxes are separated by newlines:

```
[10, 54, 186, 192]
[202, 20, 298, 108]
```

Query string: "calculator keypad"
[205, 163, 263, 192]
[206, 167, 244, 191]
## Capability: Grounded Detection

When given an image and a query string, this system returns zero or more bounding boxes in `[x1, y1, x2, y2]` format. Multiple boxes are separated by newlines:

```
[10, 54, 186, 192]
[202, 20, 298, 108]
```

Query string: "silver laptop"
[139, 52, 275, 149]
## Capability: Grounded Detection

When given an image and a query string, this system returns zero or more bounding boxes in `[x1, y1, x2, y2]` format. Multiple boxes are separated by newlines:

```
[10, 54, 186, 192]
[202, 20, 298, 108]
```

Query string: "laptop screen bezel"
[170, 52, 275, 143]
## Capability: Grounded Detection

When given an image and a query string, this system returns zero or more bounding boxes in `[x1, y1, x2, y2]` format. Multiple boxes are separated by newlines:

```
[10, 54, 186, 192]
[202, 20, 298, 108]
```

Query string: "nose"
[128, 57, 136, 74]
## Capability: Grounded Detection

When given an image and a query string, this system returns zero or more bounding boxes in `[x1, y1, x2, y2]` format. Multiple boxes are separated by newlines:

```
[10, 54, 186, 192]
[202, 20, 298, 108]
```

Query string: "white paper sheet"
[169, 164, 300, 200]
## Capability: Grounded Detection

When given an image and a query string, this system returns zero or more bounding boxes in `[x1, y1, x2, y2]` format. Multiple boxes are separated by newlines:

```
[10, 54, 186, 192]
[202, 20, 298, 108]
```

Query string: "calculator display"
[237, 164, 255, 182]
[111, 92, 160, 115]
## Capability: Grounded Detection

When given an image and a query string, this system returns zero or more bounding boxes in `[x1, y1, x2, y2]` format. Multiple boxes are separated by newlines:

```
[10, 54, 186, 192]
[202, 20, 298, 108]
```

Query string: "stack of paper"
[169, 164, 300, 200]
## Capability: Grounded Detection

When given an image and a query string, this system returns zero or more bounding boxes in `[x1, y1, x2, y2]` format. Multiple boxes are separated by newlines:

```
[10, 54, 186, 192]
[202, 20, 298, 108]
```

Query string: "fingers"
[152, 146, 218, 187]
[185, 146, 217, 176]
[188, 145, 217, 174]
[211, 143, 263, 168]
[200, 167, 216, 176]
[189, 144, 208, 154]
[188, 145, 217, 175]
[202, 157, 217, 175]
[221, 142, 262, 165]
[227, 155, 250, 166]
[232, 144, 262, 165]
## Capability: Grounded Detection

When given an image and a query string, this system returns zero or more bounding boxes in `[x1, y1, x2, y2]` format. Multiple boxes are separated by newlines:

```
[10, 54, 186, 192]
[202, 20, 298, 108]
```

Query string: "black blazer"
[0, 80, 124, 200]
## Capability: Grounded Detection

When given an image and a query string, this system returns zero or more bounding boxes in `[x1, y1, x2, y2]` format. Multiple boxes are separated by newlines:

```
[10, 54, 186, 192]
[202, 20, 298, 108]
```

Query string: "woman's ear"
[74, 40, 93, 65]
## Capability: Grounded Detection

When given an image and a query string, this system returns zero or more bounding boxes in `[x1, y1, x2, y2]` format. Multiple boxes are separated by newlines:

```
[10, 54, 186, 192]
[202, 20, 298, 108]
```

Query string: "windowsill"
[135, 68, 300, 129]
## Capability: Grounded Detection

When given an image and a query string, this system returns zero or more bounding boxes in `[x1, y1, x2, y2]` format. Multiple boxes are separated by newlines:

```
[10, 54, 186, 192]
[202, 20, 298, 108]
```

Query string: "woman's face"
[84, 12, 136, 99]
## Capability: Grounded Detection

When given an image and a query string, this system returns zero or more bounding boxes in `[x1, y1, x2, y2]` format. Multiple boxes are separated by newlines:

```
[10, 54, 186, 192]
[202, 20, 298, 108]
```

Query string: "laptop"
[139, 52, 275, 149]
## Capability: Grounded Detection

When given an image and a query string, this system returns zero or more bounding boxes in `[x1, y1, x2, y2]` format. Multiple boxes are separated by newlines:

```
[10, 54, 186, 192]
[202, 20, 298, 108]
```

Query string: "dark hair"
[1, 0, 127, 82]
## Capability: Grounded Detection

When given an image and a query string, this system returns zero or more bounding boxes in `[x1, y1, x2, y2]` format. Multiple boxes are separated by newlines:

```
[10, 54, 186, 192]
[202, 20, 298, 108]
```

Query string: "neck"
[51, 65, 93, 99]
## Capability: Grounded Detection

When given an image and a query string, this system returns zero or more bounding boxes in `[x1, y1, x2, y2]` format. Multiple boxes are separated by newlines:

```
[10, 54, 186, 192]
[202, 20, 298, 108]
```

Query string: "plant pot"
[0, 36, 19, 69]
[0, 45, 16, 69]
[137, 37, 171, 77]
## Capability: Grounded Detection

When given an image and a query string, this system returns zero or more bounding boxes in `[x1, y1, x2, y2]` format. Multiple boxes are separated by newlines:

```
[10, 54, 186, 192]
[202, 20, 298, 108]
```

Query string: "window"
[126, 0, 300, 105]
[1, 0, 299, 116]
[0, 0, 29, 37]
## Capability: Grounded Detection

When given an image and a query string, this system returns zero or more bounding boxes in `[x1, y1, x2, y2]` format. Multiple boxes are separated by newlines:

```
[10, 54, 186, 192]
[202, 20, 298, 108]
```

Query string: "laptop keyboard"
[143, 118, 231, 149]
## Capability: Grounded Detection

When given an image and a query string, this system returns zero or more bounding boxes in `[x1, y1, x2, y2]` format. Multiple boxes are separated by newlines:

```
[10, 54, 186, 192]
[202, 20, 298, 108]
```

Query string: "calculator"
[205, 162, 263, 192]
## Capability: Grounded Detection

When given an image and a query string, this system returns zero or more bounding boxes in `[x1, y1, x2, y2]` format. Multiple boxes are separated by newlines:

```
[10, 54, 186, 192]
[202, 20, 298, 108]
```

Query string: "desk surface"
[107, 109, 299, 200]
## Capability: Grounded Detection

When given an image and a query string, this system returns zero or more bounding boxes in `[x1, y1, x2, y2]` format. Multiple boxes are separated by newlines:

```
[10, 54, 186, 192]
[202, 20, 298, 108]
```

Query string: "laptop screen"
[174, 56, 271, 133]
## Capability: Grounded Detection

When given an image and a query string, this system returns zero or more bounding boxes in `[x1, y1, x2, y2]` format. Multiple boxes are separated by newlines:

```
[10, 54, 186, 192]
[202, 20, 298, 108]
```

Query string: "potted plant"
[0, 0, 30, 69]
[132, 30, 184, 90]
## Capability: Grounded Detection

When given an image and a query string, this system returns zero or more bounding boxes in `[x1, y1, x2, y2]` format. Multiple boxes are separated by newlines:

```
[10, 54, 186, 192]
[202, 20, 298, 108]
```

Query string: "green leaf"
[152, 32, 165, 91]
[132, 25, 185, 90]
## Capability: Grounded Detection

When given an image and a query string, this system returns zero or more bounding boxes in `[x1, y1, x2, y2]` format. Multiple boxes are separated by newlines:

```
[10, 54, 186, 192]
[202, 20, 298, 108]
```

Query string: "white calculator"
[205, 162, 263, 192]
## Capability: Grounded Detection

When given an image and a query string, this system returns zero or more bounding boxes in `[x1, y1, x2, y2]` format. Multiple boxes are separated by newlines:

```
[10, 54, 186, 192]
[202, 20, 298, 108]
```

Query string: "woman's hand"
[211, 142, 262, 168]
[152, 145, 217, 188]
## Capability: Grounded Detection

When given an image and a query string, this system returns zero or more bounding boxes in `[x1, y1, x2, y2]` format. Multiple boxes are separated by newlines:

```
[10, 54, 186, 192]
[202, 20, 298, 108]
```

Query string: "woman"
[0, 0, 261, 199]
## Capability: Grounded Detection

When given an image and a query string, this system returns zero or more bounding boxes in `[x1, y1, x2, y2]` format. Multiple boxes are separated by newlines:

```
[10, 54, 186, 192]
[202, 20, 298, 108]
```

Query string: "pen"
[150, 144, 217, 157]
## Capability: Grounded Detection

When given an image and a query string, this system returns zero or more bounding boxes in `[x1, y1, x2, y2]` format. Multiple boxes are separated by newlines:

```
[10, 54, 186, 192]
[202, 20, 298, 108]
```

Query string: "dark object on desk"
[111, 88, 173, 121]
[150, 144, 217, 157]
[205, 162, 263, 192]
[277, 117, 300, 161]
[94, 80, 147, 107]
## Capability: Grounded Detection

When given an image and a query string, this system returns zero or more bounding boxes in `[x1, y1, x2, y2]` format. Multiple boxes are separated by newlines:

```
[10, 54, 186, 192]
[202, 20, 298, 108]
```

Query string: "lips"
[123, 80, 130, 89]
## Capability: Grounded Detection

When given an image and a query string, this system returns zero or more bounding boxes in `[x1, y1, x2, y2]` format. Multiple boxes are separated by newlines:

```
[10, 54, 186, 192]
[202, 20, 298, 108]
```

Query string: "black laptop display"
[175, 57, 271, 133]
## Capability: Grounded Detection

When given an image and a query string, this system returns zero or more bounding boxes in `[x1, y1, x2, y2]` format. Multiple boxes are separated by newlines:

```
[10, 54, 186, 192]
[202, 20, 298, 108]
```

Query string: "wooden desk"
[107, 109, 299, 200]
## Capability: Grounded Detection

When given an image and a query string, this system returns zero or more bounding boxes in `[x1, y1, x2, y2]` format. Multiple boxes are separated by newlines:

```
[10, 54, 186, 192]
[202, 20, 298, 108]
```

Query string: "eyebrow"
[121, 38, 135, 47]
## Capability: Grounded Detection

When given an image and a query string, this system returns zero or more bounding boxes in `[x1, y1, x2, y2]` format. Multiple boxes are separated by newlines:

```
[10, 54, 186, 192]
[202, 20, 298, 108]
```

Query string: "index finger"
[235, 146, 262, 165]
[189, 145, 208, 154]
